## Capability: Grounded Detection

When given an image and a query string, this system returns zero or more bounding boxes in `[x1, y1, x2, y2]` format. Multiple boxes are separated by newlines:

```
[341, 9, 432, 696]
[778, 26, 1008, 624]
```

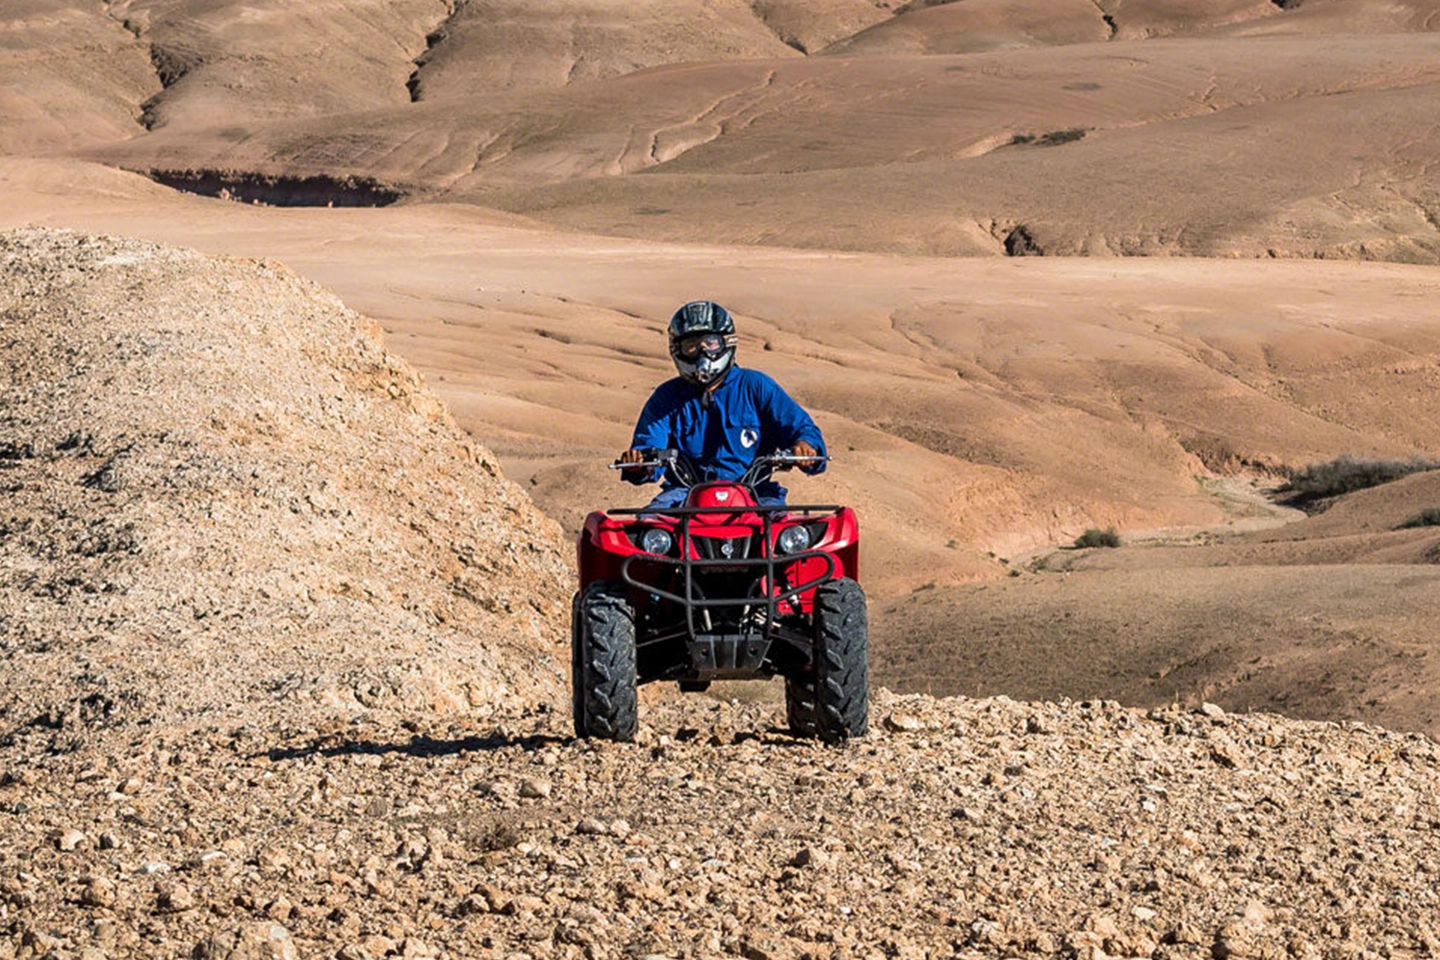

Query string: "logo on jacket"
[739, 428, 759, 449]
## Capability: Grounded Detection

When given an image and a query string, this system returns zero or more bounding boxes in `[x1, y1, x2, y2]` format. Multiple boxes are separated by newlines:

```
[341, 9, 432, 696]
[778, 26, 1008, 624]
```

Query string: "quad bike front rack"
[611, 502, 839, 644]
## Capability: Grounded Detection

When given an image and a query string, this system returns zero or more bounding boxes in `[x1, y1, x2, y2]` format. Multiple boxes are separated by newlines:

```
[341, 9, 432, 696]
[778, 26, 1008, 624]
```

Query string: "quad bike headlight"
[776, 523, 813, 555]
[638, 527, 674, 555]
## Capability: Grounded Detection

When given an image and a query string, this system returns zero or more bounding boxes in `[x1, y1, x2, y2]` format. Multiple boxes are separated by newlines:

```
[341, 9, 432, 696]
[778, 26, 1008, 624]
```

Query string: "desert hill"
[6, 159, 1440, 598]
[876, 472, 1440, 739]
[0, 227, 571, 747]
[3, 230, 1440, 960]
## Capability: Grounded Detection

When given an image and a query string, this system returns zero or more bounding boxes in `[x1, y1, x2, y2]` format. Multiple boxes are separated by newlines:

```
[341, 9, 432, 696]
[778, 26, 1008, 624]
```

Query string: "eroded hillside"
[0, 228, 571, 750]
[8, 1, 1440, 261]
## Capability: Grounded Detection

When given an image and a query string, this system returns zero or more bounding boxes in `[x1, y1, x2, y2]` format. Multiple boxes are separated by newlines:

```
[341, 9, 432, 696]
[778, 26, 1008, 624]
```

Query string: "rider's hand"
[618, 447, 650, 484]
[792, 441, 820, 461]
[783, 441, 821, 471]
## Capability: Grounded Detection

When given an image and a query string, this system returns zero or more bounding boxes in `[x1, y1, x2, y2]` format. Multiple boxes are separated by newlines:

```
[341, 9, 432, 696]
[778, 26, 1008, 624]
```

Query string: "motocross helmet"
[668, 300, 738, 387]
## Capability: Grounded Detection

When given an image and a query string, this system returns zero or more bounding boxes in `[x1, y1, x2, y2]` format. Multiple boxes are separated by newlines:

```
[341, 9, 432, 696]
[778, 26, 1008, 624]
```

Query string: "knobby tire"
[573, 581, 638, 742]
[813, 578, 869, 743]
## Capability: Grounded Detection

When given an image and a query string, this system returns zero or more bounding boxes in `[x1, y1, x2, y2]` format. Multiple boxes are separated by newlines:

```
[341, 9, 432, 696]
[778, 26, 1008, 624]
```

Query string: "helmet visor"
[676, 333, 726, 360]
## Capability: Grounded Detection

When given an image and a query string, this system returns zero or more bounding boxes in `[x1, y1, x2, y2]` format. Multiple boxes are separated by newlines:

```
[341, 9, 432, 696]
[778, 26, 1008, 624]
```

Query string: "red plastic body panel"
[577, 482, 860, 614]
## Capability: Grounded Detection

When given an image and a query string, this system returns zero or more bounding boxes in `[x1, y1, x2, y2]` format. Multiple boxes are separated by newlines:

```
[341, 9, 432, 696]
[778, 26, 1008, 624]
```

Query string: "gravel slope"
[0, 228, 571, 742]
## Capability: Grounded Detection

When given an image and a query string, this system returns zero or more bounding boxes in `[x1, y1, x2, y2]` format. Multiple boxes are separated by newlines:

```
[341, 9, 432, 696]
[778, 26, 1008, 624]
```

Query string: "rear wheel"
[813, 578, 868, 743]
[784, 674, 818, 738]
[571, 581, 638, 741]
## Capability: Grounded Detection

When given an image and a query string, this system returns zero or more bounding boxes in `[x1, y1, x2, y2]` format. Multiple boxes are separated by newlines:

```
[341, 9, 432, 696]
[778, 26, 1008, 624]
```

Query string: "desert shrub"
[1280, 455, 1440, 501]
[1398, 508, 1440, 530]
[1038, 127, 1087, 146]
[1073, 527, 1120, 549]
[1010, 128, 1088, 147]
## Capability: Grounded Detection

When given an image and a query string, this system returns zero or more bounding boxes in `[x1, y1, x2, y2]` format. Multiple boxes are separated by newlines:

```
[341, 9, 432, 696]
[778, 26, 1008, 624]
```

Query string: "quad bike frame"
[572, 451, 868, 743]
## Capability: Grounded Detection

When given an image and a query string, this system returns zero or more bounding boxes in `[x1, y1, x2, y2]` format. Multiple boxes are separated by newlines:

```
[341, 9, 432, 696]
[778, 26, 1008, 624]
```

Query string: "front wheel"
[812, 578, 869, 743]
[571, 581, 638, 741]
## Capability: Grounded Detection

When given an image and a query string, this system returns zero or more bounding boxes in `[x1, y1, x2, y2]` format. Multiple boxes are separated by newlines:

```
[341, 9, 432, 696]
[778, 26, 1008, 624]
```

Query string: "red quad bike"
[572, 449, 867, 743]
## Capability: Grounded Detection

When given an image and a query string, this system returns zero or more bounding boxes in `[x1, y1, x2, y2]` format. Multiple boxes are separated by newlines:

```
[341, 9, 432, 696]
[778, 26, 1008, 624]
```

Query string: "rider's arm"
[757, 375, 827, 474]
[624, 385, 678, 484]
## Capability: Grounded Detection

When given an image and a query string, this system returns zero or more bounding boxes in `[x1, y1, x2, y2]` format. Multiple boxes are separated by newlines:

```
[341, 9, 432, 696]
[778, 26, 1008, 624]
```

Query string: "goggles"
[676, 333, 727, 359]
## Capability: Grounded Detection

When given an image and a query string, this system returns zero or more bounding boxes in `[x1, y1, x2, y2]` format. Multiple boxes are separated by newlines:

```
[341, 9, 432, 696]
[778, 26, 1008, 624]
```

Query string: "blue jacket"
[629, 366, 826, 499]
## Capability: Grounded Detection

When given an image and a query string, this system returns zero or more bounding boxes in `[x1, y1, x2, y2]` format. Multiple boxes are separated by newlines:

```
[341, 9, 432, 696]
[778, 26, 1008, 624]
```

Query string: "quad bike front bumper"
[612, 502, 840, 642]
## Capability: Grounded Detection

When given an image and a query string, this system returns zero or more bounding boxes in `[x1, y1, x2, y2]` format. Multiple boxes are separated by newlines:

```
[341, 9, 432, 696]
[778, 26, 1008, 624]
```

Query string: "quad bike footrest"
[688, 633, 772, 680]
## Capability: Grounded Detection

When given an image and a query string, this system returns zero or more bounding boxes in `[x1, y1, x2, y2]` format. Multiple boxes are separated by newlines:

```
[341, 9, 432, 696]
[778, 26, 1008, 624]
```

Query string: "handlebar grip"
[608, 448, 679, 470]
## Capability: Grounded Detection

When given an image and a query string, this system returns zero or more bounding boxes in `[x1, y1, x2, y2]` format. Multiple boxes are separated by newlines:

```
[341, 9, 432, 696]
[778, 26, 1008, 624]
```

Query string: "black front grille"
[692, 535, 752, 560]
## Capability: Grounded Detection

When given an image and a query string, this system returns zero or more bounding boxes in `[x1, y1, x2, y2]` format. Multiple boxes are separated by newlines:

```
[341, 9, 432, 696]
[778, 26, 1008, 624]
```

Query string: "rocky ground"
[4, 230, 1440, 960]
[4, 695, 1439, 960]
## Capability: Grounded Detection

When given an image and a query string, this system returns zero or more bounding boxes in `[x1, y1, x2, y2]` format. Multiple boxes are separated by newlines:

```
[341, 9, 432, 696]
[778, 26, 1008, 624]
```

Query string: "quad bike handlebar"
[609, 448, 829, 488]
[606, 447, 683, 470]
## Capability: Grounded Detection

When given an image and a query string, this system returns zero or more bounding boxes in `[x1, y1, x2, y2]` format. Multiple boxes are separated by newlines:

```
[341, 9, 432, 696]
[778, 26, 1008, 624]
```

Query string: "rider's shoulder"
[729, 366, 779, 391]
[648, 376, 692, 403]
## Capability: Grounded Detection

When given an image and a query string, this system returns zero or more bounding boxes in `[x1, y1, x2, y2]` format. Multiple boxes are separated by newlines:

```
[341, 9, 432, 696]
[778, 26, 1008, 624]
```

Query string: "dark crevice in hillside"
[1011, 128, 1088, 148]
[408, 0, 465, 103]
[1422, 203, 1440, 233]
[147, 44, 194, 89]
[101, 0, 203, 131]
[1003, 225, 1044, 256]
[136, 43, 203, 130]
[98, 1, 162, 132]
[1088, 0, 1119, 38]
[747, 3, 811, 57]
[101, 1, 143, 42]
[143, 169, 403, 208]
[893, 0, 959, 13]
[406, 30, 441, 102]
[1270, 0, 1304, 9]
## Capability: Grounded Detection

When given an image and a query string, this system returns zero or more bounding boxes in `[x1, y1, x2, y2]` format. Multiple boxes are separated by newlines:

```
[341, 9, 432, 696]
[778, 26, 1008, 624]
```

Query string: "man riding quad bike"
[571, 301, 868, 743]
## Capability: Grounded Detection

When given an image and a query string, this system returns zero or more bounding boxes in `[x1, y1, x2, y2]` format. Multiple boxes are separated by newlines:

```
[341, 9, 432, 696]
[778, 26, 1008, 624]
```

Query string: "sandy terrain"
[6, 0, 1440, 722]
[4, 230, 1440, 960]
[5, 5, 1440, 952]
